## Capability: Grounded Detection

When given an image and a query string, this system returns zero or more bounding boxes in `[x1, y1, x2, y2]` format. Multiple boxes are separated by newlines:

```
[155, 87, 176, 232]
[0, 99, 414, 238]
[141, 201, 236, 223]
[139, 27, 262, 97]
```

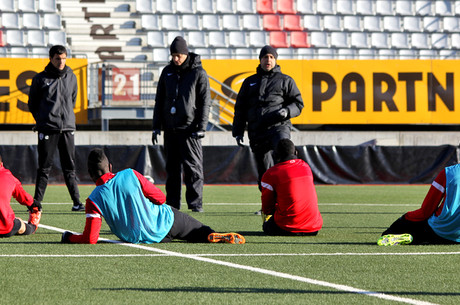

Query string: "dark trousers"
[0, 219, 36, 238]
[263, 216, 319, 236]
[382, 215, 456, 245]
[163, 131, 203, 210]
[161, 207, 214, 243]
[34, 131, 80, 204]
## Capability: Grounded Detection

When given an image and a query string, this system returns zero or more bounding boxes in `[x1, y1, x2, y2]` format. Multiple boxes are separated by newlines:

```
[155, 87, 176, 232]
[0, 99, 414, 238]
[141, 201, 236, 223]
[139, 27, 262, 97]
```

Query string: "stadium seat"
[439, 50, 457, 59]
[283, 14, 303, 31]
[5, 30, 25, 46]
[350, 32, 368, 48]
[371, 32, 389, 49]
[136, 0, 153, 13]
[30, 47, 49, 58]
[196, 0, 214, 14]
[398, 49, 418, 59]
[395, 0, 413, 15]
[431, 33, 448, 49]
[375, 0, 393, 16]
[336, 0, 354, 15]
[415, 0, 432, 16]
[290, 31, 310, 48]
[391, 32, 409, 49]
[277, 48, 294, 59]
[141, 14, 160, 30]
[455, 2, 460, 15]
[423, 17, 441, 32]
[337, 48, 356, 59]
[382, 16, 401, 32]
[358, 49, 376, 59]
[223, 15, 240, 31]
[22, 13, 41, 29]
[316, 0, 334, 14]
[296, 0, 314, 14]
[378, 49, 397, 59]
[48, 31, 66, 46]
[411, 33, 429, 49]
[435, 1, 453, 16]
[248, 31, 268, 47]
[269, 31, 289, 48]
[147, 31, 165, 47]
[39, 0, 57, 13]
[228, 31, 247, 47]
[323, 15, 341, 31]
[236, 0, 255, 13]
[330, 32, 348, 48]
[263, 15, 281, 31]
[214, 48, 232, 59]
[208, 31, 227, 47]
[277, 0, 296, 14]
[235, 48, 253, 59]
[10, 47, 29, 57]
[443, 17, 460, 32]
[18, 0, 36, 12]
[0, 31, 4, 47]
[176, 0, 194, 14]
[166, 31, 185, 44]
[216, 0, 234, 13]
[156, 0, 174, 13]
[187, 31, 207, 48]
[317, 48, 335, 59]
[152, 48, 169, 62]
[303, 15, 321, 31]
[452, 33, 460, 49]
[242, 15, 261, 31]
[296, 47, 315, 59]
[363, 16, 381, 32]
[182, 15, 200, 30]
[161, 14, 180, 30]
[202, 15, 221, 30]
[403, 17, 421, 33]
[1, 13, 20, 29]
[343, 16, 362, 32]
[27, 30, 46, 46]
[356, 0, 374, 15]
[0, 0, 15, 12]
[193, 48, 212, 59]
[419, 49, 437, 59]
[257, 0, 275, 14]
[44, 14, 61, 30]
[310, 31, 328, 48]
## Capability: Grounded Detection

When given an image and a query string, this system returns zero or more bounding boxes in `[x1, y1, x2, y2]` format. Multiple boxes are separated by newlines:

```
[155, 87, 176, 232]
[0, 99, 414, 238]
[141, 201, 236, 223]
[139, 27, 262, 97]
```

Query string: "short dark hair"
[87, 148, 109, 178]
[49, 45, 67, 58]
[274, 139, 296, 163]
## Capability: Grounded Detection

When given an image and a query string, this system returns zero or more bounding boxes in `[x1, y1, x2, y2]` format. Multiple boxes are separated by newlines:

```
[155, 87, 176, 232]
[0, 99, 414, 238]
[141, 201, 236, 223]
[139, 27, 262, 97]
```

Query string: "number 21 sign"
[112, 68, 140, 101]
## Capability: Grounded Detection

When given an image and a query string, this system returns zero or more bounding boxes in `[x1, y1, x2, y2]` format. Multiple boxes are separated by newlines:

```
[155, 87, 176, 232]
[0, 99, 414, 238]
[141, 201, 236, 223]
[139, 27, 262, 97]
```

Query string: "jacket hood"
[169, 52, 202, 71]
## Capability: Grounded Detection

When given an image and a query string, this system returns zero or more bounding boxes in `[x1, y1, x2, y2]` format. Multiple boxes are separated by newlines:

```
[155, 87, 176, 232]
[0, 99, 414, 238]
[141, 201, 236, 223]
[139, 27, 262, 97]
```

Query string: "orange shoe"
[207, 232, 245, 244]
[28, 207, 41, 229]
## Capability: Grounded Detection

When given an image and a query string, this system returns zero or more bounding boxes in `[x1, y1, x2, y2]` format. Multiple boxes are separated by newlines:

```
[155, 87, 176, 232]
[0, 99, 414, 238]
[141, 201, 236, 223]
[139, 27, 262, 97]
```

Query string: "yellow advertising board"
[0, 58, 88, 124]
[202, 59, 459, 125]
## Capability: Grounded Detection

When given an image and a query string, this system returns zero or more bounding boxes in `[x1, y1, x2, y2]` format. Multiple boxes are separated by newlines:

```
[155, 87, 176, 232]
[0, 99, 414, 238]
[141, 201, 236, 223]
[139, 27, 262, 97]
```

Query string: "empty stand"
[248, 31, 268, 47]
[399, 49, 418, 59]
[277, 0, 296, 14]
[10, 47, 28, 57]
[375, 0, 393, 16]
[216, 0, 234, 13]
[235, 48, 253, 59]
[0, 0, 15, 12]
[358, 49, 376, 59]
[193, 48, 212, 58]
[336, 0, 354, 15]
[317, 48, 335, 59]
[222, 15, 240, 31]
[378, 49, 397, 59]
[38, 0, 56, 13]
[277, 48, 294, 59]
[439, 50, 457, 59]
[330, 32, 348, 48]
[303, 15, 321, 31]
[208, 31, 226, 47]
[391, 32, 409, 49]
[290, 31, 309, 48]
[411, 33, 429, 49]
[197, 0, 214, 14]
[452, 33, 460, 49]
[161, 14, 180, 30]
[48, 30, 66, 46]
[383, 16, 401, 32]
[182, 15, 200, 30]
[177, 0, 194, 14]
[22, 13, 41, 29]
[317, 0, 334, 14]
[356, 0, 374, 15]
[415, 0, 432, 16]
[152, 48, 169, 62]
[202, 14, 220, 30]
[263, 14, 281, 31]
[350, 32, 368, 48]
[136, 0, 153, 13]
[343, 15, 361, 31]
[242, 15, 261, 30]
[371, 32, 389, 49]
[423, 17, 441, 32]
[236, 0, 255, 14]
[141, 14, 160, 30]
[323, 15, 341, 31]
[1, 13, 20, 29]
[431, 33, 448, 49]
[419, 49, 437, 59]
[27, 30, 46, 46]
[18, 0, 36, 13]
[337, 48, 356, 59]
[296, 47, 315, 59]
[214, 48, 232, 58]
[147, 31, 165, 47]
[30, 47, 49, 58]
[283, 14, 303, 31]
[395, 0, 413, 16]
[296, 0, 314, 14]
[443, 16, 460, 32]
[363, 16, 381, 32]
[187, 31, 207, 48]
[257, 0, 275, 14]
[435, 1, 453, 16]
[228, 31, 246, 47]
[269, 31, 288, 48]
[0, 31, 4, 47]
[310, 31, 328, 48]
[5, 30, 25, 46]
[403, 17, 421, 33]
[156, 0, 174, 13]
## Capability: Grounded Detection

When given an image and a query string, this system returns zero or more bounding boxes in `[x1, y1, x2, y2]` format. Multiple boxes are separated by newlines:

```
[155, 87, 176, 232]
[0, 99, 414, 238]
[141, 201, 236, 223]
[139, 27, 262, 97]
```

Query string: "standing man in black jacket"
[152, 36, 211, 212]
[232, 45, 304, 189]
[28, 45, 84, 212]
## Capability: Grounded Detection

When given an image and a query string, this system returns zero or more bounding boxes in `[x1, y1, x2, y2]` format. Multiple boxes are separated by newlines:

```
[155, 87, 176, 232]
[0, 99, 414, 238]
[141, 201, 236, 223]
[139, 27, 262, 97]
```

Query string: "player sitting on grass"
[378, 163, 460, 246]
[0, 153, 41, 238]
[61, 148, 245, 244]
[260, 139, 323, 236]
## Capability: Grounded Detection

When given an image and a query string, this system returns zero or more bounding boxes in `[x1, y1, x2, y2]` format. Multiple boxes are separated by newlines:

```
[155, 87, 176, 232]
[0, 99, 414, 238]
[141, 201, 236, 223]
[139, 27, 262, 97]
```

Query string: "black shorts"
[263, 216, 319, 236]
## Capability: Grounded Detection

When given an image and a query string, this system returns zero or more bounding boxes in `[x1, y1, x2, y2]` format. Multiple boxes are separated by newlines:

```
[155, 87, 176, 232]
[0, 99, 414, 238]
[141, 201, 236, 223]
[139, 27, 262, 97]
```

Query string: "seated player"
[0, 153, 41, 238]
[260, 139, 323, 236]
[61, 148, 245, 244]
[378, 163, 460, 246]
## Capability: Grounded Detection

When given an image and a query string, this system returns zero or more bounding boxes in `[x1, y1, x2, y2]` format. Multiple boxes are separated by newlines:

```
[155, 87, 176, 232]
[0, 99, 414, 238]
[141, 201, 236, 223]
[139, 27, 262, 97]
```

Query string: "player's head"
[49, 45, 67, 71]
[87, 148, 111, 183]
[259, 45, 278, 72]
[274, 139, 297, 163]
[170, 36, 189, 66]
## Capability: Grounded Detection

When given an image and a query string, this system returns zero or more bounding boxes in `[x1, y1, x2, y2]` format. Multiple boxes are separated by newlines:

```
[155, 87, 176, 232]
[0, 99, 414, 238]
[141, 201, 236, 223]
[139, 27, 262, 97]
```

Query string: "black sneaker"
[191, 207, 204, 213]
[71, 203, 85, 211]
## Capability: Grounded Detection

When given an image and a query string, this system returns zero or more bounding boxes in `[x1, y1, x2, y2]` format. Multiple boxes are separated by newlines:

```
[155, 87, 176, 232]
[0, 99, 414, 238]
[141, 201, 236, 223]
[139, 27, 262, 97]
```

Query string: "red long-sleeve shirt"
[405, 170, 446, 222]
[68, 170, 166, 244]
[261, 159, 323, 233]
[0, 165, 33, 234]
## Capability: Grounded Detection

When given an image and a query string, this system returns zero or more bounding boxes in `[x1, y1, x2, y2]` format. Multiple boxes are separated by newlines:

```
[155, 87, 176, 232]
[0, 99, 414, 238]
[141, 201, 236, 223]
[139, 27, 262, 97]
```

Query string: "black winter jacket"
[232, 65, 304, 141]
[28, 63, 78, 132]
[153, 52, 211, 132]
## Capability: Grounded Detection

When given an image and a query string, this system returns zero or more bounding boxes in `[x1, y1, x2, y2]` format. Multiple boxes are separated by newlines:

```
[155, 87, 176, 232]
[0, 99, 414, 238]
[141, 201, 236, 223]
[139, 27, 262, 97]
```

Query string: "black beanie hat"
[259, 45, 278, 60]
[170, 36, 189, 55]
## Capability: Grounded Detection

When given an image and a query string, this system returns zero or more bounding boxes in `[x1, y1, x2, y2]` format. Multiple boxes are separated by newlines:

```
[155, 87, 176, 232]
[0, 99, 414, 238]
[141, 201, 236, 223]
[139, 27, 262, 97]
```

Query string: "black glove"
[61, 231, 73, 243]
[191, 131, 205, 139]
[28, 201, 42, 212]
[235, 136, 244, 147]
[277, 108, 289, 120]
[152, 130, 161, 145]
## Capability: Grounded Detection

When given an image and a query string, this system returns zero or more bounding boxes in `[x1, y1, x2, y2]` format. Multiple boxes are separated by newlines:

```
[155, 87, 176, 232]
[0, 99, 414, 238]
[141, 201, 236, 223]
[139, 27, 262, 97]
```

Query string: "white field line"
[11, 202, 420, 206]
[35, 224, 438, 305]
